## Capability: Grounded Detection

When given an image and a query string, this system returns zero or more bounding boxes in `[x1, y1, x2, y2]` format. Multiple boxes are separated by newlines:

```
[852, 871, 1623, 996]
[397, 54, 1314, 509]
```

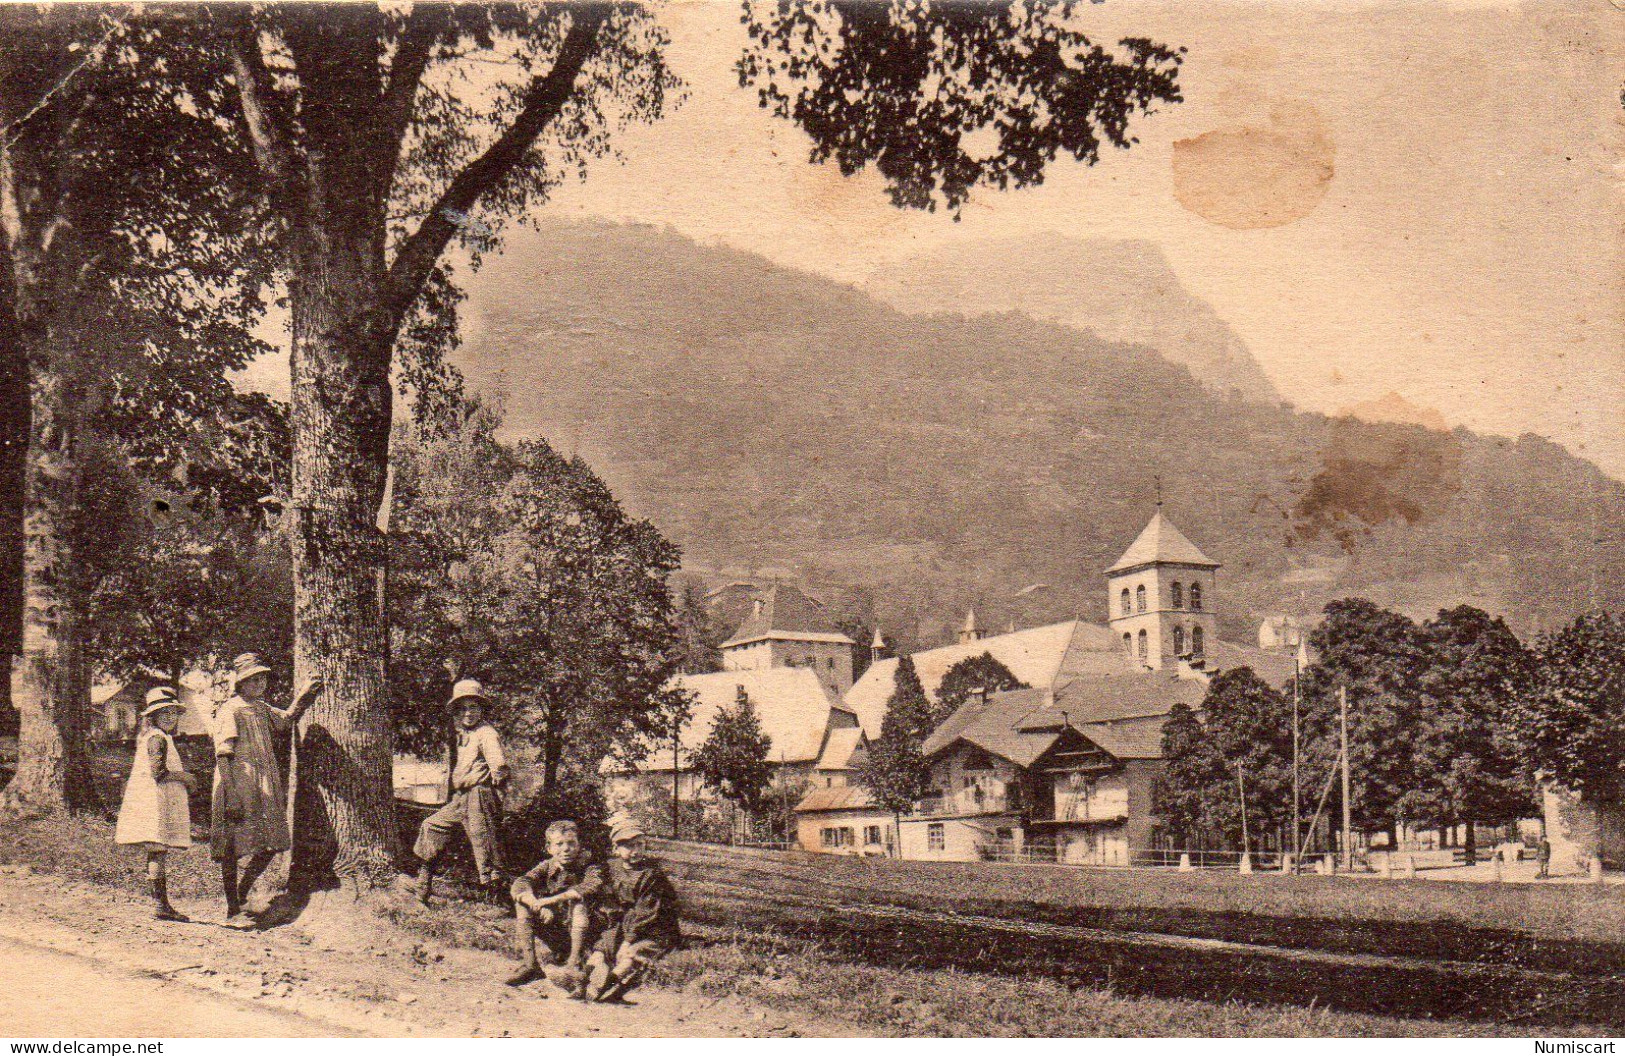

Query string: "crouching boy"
[507, 820, 603, 991]
[583, 818, 681, 1003]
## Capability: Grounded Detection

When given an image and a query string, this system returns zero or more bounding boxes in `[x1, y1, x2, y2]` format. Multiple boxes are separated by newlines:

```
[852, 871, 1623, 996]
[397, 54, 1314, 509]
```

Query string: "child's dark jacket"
[598, 857, 681, 949]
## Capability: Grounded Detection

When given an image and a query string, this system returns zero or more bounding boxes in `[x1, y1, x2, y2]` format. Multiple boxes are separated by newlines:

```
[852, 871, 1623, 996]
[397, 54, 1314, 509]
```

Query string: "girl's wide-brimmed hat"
[230, 652, 273, 687]
[141, 685, 185, 717]
[448, 678, 490, 707]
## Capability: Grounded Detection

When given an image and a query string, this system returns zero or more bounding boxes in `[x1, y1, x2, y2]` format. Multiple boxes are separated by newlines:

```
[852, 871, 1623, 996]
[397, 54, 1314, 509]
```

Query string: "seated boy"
[506, 820, 603, 990]
[583, 818, 681, 1003]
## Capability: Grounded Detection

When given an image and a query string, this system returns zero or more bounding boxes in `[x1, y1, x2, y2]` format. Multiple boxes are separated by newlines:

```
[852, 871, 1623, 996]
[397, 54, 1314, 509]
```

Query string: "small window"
[1171, 582, 1184, 609]
[1135, 584, 1147, 613]
[826, 657, 834, 669]
[1173, 626, 1186, 655]
[1120, 588, 1131, 616]
[1123, 632, 1132, 656]
[927, 822, 946, 852]
[864, 825, 882, 845]
[821, 827, 837, 848]
[1137, 629, 1148, 661]
[1192, 625, 1205, 655]
[1190, 582, 1203, 611]
[840, 826, 855, 847]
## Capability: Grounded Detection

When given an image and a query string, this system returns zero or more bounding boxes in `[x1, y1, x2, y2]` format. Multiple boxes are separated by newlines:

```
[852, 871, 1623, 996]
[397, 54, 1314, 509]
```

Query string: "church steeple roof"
[1106, 512, 1220, 574]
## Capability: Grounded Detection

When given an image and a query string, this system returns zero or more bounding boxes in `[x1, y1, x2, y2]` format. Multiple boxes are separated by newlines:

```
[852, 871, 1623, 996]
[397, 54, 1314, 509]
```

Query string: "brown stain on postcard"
[1172, 101, 1335, 229]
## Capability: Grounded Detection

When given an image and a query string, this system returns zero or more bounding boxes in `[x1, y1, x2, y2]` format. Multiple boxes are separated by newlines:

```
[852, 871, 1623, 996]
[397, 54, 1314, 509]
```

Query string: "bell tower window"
[1137, 629, 1148, 661]
[1190, 582, 1203, 611]
[1171, 582, 1184, 609]
[1135, 585, 1146, 613]
[1192, 625, 1205, 655]
[1173, 626, 1186, 656]
[1119, 588, 1131, 617]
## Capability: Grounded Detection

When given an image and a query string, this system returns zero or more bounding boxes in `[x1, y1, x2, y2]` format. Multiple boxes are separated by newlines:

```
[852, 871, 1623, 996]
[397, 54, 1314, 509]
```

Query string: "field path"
[0, 868, 848, 1038]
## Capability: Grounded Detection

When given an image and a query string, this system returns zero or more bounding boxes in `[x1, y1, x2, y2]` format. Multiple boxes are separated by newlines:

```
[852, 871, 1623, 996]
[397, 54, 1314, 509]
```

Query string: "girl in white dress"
[115, 687, 198, 921]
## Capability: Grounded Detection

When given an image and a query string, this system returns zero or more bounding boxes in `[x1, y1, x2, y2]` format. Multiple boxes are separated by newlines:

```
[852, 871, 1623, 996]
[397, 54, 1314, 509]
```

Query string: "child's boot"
[152, 877, 189, 923]
[415, 863, 433, 906]
[505, 916, 544, 988]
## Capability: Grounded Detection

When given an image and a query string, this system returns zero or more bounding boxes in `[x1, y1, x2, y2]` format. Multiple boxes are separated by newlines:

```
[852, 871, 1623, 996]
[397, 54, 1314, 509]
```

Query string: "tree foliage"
[1507, 611, 1625, 805]
[692, 686, 774, 817]
[739, 0, 1183, 215]
[1156, 670, 1292, 847]
[1403, 606, 1536, 832]
[388, 399, 688, 788]
[857, 654, 935, 820]
[932, 651, 1027, 726]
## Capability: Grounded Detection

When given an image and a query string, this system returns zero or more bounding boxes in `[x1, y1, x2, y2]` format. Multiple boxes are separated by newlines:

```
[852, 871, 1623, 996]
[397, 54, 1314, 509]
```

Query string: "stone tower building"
[1105, 511, 1220, 669]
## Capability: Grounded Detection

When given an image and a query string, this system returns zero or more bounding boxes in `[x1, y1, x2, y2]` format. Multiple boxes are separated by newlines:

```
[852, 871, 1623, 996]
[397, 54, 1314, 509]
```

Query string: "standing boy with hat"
[116, 686, 199, 921]
[413, 679, 510, 903]
[582, 817, 681, 1003]
[211, 652, 323, 923]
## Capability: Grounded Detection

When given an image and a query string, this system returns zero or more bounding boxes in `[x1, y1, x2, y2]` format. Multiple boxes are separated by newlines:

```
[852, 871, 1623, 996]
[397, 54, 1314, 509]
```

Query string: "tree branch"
[226, 18, 300, 213]
[379, 3, 611, 335]
[374, 4, 450, 199]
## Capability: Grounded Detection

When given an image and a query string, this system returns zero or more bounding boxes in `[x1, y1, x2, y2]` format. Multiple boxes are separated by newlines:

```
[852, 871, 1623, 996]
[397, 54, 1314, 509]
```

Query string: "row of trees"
[1, 1, 1187, 895]
[1159, 600, 1625, 862]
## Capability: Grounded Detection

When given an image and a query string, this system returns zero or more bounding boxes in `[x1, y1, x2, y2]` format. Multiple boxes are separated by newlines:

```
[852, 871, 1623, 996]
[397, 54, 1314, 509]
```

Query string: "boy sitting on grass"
[582, 818, 681, 1003]
[506, 820, 603, 992]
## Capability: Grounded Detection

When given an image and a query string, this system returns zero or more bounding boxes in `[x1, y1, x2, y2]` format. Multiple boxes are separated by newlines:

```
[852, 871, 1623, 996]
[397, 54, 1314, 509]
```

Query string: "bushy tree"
[1507, 612, 1625, 806]
[858, 655, 935, 856]
[389, 401, 689, 791]
[933, 652, 1027, 726]
[1155, 670, 1292, 849]
[692, 687, 774, 823]
[1405, 606, 1536, 860]
[1302, 598, 1429, 838]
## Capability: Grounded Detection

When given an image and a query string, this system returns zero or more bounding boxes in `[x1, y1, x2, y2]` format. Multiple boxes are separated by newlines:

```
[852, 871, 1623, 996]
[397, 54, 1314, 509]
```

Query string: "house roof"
[844, 620, 1129, 738]
[1106, 512, 1220, 573]
[1076, 717, 1171, 760]
[815, 726, 866, 772]
[794, 784, 878, 813]
[627, 667, 845, 772]
[719, 583, 856, 649]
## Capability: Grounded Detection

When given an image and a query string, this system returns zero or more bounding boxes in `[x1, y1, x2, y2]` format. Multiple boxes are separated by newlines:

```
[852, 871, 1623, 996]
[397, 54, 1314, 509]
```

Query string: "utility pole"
[1340, 684, 1353, 871]
[1236, 761, 1250, 859]
[1291, 639, 1301, 871]
[671, 717, 680, 841]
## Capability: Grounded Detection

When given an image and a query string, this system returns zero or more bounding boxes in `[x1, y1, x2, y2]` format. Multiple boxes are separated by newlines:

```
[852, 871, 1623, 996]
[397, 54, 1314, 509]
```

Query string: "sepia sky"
[508, 0, 1623, 478]
[233, 1, 1622, 476]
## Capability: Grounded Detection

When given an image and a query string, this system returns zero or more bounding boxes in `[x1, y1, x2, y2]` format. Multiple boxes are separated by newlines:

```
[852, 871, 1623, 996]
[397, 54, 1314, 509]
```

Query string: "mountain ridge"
[459, 219, 1625, 651]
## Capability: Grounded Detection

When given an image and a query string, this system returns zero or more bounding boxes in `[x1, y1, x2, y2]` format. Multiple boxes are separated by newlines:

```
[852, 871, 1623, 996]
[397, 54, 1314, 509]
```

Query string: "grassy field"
[0, 815, 1585, 1037]
[653, 840, 1625, 971]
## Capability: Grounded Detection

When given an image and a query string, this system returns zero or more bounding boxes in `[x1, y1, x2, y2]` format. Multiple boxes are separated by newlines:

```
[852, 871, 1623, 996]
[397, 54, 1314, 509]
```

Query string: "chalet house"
[802, 512, 1296, 864]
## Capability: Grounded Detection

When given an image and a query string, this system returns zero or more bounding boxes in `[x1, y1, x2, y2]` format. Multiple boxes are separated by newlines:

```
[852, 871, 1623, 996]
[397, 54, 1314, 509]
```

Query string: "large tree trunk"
[284, 216, 399, 892]
[0, 360, 98, 816]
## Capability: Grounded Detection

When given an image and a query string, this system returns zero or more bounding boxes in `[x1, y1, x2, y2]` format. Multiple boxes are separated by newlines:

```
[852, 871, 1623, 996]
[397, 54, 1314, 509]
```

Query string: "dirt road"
[0, 868, 849, 1038]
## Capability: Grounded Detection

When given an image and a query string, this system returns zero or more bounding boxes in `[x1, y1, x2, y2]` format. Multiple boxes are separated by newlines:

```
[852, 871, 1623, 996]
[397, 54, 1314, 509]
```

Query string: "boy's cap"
[448, 678, 490, 707]
[608, 818, 645, 844]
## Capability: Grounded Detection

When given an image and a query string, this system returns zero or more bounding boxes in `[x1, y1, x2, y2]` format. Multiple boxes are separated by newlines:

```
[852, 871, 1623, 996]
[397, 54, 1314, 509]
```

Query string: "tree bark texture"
[284, 223, 399, 891]
[1, 341, 100, 816]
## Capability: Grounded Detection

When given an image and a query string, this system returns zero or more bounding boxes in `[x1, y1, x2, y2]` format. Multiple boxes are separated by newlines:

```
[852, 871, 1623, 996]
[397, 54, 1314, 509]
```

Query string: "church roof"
[1106, 512, 1220, 574]
[719, 583, 856, 649]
